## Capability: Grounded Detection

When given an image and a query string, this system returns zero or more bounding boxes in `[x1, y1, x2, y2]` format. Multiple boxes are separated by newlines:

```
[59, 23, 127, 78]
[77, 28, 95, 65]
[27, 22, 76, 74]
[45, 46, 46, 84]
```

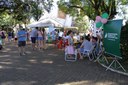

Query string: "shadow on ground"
[0, 43, 128, 85]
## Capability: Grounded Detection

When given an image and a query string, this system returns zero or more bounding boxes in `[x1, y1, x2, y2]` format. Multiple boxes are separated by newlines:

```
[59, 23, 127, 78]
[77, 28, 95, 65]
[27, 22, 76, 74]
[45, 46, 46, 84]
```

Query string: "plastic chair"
[65, 46, 77, 62]
[82, 46, 95, 61]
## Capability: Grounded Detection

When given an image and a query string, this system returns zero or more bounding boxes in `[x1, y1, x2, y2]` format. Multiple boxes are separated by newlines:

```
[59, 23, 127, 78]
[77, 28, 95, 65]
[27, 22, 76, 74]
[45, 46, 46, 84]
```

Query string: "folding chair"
[65, 46, 77, 62]
[82, 45, 96, 61]
[94, 43, 108, 64]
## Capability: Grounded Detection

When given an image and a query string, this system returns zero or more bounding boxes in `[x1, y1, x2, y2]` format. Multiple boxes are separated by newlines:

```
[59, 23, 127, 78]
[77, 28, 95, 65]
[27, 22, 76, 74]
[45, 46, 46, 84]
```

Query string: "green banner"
[103, 19, 123, 59]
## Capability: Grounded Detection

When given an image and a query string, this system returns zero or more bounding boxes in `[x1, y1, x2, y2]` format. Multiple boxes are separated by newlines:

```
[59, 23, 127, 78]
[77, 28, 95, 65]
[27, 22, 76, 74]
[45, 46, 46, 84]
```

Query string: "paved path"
[0, 42, 128, 85]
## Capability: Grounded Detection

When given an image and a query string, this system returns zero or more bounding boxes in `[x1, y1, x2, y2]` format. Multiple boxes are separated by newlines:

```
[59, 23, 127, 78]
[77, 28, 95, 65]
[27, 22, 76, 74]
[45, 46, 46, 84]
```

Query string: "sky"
[115, 4, 128, 25]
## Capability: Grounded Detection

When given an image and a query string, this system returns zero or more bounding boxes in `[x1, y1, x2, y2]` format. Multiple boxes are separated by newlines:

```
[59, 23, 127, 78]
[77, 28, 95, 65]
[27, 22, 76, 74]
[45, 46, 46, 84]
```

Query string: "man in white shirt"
[59, 31, 63, 37]
[58, 31, 63, 40]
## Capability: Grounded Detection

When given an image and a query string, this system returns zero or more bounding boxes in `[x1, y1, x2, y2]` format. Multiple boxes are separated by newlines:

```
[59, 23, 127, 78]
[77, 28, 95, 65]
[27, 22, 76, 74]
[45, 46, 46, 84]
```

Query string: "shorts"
[18, 41, 26, 47]
[8, 36, 12, 40]
[37, 37, 43, 40]
[80, 48, 84, 53]
[31, 37, 36, 43]
[80, 48, 90, 54]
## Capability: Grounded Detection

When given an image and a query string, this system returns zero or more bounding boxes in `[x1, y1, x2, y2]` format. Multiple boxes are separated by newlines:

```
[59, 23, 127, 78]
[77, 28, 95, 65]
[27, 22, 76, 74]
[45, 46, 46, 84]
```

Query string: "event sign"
[103, 20, 123, 58]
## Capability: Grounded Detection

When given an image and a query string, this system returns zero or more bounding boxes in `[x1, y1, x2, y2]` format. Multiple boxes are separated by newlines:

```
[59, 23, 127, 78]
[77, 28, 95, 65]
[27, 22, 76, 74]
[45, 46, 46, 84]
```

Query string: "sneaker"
[22, 52, 27, 55]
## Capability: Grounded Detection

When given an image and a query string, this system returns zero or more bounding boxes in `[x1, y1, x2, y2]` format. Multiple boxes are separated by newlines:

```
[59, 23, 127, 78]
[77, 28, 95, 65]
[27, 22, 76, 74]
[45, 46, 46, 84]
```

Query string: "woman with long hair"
[37, 29, 43, 50]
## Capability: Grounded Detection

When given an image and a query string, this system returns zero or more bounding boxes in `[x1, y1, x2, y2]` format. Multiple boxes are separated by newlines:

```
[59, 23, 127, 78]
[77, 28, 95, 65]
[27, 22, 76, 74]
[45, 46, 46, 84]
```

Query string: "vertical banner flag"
[103, 19, 123, 58]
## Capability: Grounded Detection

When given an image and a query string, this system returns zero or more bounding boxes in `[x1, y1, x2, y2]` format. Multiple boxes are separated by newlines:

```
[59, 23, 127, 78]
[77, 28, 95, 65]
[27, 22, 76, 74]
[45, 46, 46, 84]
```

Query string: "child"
[58, 38, 63, 49]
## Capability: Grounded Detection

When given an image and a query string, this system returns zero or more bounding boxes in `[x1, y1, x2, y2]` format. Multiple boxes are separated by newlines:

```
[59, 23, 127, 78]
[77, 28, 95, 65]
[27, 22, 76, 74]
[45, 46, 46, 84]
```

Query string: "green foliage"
[29, 1, 43, 21]
[74, 15, 89, 32]
[11, 0, 43, 22]
[58, 0, 128, 20]
[121, 0, 128, 5]
[0, 12, 15, 28]
[0, 0, 53, 24]
[0, 0, 53, 27]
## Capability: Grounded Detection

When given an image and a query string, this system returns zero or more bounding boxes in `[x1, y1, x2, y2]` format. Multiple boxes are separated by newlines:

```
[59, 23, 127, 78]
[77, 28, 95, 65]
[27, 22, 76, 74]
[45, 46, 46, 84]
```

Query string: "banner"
[103, 20, 123, 59]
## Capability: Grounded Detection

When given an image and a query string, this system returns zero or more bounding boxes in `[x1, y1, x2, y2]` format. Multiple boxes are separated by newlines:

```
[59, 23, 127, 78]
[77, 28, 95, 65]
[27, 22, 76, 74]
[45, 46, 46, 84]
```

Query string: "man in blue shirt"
[17, 28, 27, 56]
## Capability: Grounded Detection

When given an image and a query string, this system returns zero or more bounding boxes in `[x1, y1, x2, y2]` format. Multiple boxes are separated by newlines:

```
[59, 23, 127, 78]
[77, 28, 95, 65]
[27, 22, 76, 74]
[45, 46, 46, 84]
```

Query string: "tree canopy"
[0, 0, 53, 27]
[58, 0, 128, 20]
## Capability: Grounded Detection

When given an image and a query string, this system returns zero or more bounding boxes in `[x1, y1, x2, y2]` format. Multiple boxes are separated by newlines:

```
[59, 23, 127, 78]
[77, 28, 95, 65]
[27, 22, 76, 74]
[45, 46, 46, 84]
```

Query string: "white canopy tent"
[27, 21, 53, 28]
[27, 18, 64, 28]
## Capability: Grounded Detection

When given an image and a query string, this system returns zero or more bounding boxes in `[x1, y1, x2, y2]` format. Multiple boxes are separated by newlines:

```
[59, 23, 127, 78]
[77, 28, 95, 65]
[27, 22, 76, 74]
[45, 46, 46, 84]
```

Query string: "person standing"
[8, 31, 12, 42]
[30, 27, 38, 50]
[11, 30, 15, 41]
[1, 29, 6, 45]
[51, 30, 56, 46]
[17, 28, 27, 56]
[0, 33, 3, 50]
[0, 29, 2, 37]
[37, 29, 43, 50]
[42, 28, 46, 49]
[57, 30, 64, 49]
[58, 30, 63, 40]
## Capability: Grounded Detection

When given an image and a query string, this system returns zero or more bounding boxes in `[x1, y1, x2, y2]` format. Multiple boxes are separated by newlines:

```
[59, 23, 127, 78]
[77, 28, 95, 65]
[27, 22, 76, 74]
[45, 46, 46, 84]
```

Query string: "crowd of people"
[61, 29, 103, 60]
[0, 26, 103, 60]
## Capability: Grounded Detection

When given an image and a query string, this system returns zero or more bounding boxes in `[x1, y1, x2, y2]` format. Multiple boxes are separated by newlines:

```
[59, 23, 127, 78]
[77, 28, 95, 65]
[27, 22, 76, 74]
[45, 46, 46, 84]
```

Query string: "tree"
[58, 0, 128, 20]
[73, 15, 89, 32]
[0, 0, 36, 27]
[41, 0, 53, 13]
[29, 0, 43, 21]
[0, 0, 54, 27]
[0, 12, 14, 28]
